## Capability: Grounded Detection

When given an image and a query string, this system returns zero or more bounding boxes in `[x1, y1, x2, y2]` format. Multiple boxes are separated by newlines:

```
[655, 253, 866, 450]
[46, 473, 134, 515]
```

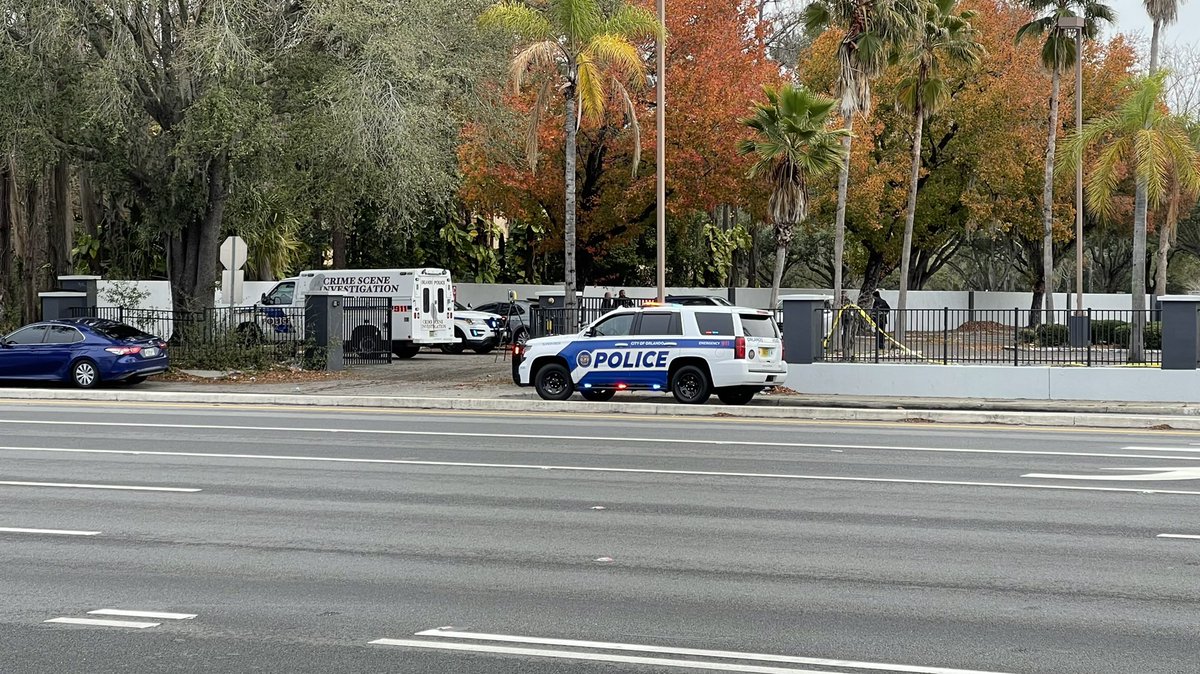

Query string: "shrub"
[1111, 322, 1162, 350]
[1090, 319, 1128, 345]
[1018, 324, 1069, 347]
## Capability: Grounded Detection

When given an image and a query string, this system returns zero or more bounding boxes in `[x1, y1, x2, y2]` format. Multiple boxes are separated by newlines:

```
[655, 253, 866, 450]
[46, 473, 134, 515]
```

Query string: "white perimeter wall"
[788, 362, 1200, 403]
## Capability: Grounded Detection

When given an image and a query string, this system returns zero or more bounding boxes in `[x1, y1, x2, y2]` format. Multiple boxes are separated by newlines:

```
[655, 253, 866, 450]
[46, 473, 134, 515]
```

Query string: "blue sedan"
[0, 319, 169, 388]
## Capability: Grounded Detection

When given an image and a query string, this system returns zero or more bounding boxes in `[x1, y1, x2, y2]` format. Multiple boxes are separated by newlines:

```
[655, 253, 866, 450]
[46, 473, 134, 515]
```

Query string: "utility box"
[1160, 295, 1200, 370]
[781, 296, 826, 365]
[304, 292, 345, 372]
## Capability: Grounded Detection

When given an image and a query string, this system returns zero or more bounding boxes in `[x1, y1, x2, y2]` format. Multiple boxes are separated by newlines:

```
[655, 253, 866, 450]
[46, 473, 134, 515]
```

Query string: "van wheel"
[535, 363, 574, 401]
[580, 388, 616, 402]
[717, 386, 758, 406]
[236, 323, 262, 345]
[671, 365, 711, 404]
[351, 326, 383, 354]
[440, 329, 466, 354]
[393, 344, 421, 359]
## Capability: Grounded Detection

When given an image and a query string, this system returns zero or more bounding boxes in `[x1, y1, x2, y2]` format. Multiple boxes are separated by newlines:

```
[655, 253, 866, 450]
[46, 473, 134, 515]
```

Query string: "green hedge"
[1112, 322, 1162, 350]
[1019, 323, 1069, 347]
[1090, 319, 1128, 345]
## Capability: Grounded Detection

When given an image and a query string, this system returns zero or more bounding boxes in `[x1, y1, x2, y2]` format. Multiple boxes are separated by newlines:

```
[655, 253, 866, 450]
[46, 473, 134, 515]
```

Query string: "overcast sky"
[1106, 0, 1199, 48]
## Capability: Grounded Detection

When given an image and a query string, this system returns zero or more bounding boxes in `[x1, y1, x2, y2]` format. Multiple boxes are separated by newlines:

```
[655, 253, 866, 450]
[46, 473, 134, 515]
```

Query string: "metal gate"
[342, 298, 392, 365]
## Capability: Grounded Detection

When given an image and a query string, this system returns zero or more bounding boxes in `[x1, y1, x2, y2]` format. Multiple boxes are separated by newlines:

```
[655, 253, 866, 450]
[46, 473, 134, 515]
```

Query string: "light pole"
[1058, 15, 1086, 315]
[655, 0, 666, 303]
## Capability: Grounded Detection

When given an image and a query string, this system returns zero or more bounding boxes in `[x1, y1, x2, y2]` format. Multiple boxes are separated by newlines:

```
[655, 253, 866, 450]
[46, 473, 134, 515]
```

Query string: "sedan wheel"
[71, 360, 99, 389]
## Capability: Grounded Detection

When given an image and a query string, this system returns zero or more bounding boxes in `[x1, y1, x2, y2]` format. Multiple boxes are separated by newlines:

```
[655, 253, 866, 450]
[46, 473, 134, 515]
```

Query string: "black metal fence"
[528, 297, 655, 338]
[341, 298, 392, 365]
[823, 308, 1162, 366]
[68, 305, 307, 369]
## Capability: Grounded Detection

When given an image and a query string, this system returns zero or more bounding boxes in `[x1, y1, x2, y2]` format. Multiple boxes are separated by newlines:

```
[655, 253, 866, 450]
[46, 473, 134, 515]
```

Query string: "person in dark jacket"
[871, 290, 891, 350]
[617, 290, 633, 308]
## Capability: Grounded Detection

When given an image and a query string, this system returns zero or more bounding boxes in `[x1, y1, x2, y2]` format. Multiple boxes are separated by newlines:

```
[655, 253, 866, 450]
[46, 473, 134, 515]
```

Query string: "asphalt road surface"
[1, 400, 1198, 674]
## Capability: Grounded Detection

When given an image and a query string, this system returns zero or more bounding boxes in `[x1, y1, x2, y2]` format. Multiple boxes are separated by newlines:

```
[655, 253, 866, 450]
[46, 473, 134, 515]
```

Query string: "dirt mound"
[956, 320, 1009, 333]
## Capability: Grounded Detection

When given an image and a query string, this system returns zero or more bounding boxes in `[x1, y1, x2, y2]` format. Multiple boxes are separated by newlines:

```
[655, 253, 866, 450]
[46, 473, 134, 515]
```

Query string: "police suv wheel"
[671, 365, 711, 405]
[580, 388, 616, 402]
[717, 386, 757, 406]
[535, 363, 574, 401]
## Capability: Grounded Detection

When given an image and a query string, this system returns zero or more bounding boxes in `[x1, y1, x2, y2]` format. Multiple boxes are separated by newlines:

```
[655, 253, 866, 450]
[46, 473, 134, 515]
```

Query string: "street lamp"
[1058, 15, 1086, 317]
[655, 0, 666, 302]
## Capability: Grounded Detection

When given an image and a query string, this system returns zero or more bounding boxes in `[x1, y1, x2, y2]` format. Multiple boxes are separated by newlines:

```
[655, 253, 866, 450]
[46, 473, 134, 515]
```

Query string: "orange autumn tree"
[460, 0, 780, 285]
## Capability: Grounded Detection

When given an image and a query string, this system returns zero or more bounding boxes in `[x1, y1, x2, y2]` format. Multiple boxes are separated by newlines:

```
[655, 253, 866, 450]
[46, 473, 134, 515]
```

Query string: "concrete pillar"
[39, 292, 89, 321]
[781, 296, 825, 365]
[304, 292, 344, 372]
[1159, 295, 1200, 370]
[57, 275, 101, 308]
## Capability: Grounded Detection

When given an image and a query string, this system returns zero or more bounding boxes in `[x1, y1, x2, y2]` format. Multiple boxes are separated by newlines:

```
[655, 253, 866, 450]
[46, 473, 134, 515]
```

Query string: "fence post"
[1013, 308, 1019, 367]
[1086, 308, 1092, 367]
[942, 307, 949, 365]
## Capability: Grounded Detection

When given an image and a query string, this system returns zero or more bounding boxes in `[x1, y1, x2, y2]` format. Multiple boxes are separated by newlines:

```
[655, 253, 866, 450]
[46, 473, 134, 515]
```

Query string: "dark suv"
[472, 300, 537, 345]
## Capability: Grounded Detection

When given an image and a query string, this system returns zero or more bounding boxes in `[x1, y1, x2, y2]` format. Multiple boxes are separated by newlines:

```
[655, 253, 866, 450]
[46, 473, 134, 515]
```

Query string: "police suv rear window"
[739, 314, 778, 338]
[695, 312, 734, 336]
[637, 312, 681, 336]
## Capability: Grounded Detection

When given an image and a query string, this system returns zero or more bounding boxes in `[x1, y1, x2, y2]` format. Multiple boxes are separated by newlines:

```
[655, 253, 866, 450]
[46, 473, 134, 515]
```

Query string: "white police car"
[512, 304, 787, 405]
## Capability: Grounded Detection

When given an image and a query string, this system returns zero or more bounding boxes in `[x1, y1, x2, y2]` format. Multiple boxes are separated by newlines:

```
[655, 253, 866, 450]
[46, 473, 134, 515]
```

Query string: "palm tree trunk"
[1154, 181, 1180, 297]
[1149, 19, 1162, 75]
[833, 121, 853, 313]
[1041, 69, 1061, 324]
[769, 240, 786, 312]
[898, 101, 924, 343]
[1131, 177, 1149, 363]
[563, 87, 578, 314]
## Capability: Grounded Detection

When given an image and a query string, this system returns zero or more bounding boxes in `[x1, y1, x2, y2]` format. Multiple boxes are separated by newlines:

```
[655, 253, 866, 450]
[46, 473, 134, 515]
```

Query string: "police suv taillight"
[734, 336, 746, 359]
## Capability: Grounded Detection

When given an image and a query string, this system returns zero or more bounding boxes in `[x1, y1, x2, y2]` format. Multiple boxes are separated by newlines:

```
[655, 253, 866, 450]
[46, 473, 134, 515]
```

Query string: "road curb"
[1, 388, 1197, 430]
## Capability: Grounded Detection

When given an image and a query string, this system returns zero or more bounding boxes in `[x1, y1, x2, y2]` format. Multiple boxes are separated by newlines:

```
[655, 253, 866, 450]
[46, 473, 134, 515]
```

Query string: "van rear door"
[412, 270, 454, 344]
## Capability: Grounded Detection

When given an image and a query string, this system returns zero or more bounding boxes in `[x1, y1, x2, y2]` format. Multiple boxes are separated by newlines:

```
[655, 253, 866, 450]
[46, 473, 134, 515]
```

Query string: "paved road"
[0, 400, 1197, 674]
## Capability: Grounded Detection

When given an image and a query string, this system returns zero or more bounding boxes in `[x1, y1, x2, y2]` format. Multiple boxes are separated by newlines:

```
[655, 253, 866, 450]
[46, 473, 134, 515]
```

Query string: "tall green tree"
[894, 0, 984, 339]
[1016, 0, 1114, 323]
[1062, 72, 1200, 361]
[739, 84, 850, 310]
[479, 0, 662, 315]
[802, 0, 921, 310]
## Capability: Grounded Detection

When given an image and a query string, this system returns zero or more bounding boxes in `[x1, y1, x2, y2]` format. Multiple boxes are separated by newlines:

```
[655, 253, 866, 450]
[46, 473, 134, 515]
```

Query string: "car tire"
[393, 344, 421, 359]
[670, 365, 711, 405]
[512, 328, 530, 346]
[579, 388, 616, 402]
[124, 375, 147, 386]
[716, 386, 757, 406]
[70, 359, 100, 389]
[534, 362, 574, 401]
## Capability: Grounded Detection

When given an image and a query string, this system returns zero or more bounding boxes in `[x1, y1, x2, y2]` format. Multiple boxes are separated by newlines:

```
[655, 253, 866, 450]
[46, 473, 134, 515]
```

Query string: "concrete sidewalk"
[3, 383, 1200, 430]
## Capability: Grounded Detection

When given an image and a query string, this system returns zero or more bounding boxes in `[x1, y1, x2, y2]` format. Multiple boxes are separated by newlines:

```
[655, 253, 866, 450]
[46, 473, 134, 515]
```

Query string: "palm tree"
[479, 0, 662, 315]
[1015, 0, 1114, 324]
[1145, 0, 1183, 297]
[738, 84, 851, 310]
[894, 0, 983, 341]
[1061, 72, 1200, 361]
[802, 0, 923, 315]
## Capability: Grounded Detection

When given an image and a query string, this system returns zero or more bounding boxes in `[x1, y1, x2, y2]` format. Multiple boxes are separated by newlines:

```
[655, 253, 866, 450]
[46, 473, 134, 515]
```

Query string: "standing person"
[601, 291, 615, 311]
[617, 289, 633, 308]
[871, 290, 891, 350]
[838, 291, 853, 359]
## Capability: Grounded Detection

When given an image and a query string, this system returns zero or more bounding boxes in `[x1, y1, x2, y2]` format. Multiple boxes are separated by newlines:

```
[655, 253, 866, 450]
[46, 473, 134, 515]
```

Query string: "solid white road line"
[0, 527, 100, 536]
[1156, 533, 1200, 540]
[44, 617, 158, 628]
[371, 639, 852, 674]
[411, 629, 1011, 674]
[88, 609, 196, 620]
[7, 446, 1200, 495]
[0, 480, 199, 493]
[1123, 446, 1200, 452]
[0, 419, 1196, 463]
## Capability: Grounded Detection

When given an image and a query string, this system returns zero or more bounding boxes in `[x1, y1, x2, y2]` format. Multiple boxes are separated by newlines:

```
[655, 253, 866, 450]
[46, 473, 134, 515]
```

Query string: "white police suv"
[512, 304, 787, 405]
